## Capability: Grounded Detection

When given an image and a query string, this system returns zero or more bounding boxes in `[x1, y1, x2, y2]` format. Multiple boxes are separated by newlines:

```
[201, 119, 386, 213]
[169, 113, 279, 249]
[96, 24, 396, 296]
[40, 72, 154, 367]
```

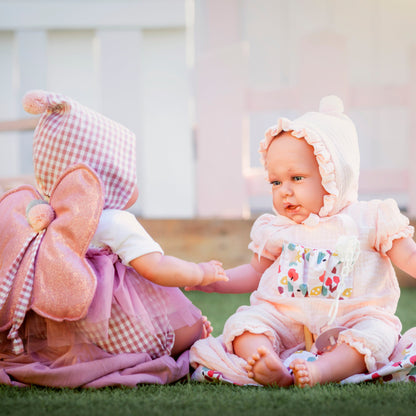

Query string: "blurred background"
[1, 0, 416, 221]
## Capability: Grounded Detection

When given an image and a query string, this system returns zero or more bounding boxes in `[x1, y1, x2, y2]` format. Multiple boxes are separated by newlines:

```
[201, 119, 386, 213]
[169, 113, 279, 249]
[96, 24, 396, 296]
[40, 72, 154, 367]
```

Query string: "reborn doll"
[0, 89, 227, 387]
[189, 96, 416, 387]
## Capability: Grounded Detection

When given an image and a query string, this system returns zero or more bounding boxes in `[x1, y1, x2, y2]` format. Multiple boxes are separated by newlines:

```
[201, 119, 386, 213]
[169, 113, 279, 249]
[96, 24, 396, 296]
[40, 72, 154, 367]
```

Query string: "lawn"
[1, 288, 416, 416]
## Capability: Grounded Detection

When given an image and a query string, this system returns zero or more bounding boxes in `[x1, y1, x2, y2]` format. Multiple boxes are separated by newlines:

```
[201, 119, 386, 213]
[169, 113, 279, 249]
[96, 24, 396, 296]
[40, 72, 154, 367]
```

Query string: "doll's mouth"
[284, 204, 300, 212]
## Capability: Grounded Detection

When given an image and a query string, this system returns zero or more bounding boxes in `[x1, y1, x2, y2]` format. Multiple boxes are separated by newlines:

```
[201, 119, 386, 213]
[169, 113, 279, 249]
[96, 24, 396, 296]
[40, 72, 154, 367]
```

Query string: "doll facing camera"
[189, 96, 416, 387]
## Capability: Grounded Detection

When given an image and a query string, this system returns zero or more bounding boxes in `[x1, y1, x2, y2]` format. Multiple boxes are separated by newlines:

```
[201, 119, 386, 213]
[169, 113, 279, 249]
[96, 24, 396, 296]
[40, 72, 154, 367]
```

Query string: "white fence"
[1, 0, 416, 218]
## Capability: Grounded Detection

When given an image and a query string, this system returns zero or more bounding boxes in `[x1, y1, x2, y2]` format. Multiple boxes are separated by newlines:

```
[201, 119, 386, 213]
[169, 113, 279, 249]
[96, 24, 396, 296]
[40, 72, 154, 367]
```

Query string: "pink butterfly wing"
[0, 185, 40, 330]
[32, 164, 104, 321]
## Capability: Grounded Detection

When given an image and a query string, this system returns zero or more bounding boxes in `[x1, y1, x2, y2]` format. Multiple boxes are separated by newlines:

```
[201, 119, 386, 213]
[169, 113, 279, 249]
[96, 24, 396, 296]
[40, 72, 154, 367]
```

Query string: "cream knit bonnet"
[259, 95, 360, 218]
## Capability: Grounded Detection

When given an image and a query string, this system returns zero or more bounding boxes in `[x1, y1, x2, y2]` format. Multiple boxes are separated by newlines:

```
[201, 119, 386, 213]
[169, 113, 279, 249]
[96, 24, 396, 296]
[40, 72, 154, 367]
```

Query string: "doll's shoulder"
[95, 209, 151, 243]
[99, 209, 138, 227]
[345, 199, 406, 223]
[251, 213, 276, 228]
[92, 209, 163, 263]
[249, 213, 292, 255]
[344, 199, 412, 251]
[251, 212, 292, 230]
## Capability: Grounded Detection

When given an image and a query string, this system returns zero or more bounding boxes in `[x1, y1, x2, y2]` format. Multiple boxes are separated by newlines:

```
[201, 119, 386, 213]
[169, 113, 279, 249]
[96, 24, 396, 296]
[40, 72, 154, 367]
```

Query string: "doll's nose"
[280, 182, 293, 196]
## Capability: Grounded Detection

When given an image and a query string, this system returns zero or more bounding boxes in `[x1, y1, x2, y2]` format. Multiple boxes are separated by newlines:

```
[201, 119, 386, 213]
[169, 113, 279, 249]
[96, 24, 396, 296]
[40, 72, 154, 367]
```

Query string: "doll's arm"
[185, 254, 273, 293]
[129, 252, 228, 287]
[387, 236, 416, 278]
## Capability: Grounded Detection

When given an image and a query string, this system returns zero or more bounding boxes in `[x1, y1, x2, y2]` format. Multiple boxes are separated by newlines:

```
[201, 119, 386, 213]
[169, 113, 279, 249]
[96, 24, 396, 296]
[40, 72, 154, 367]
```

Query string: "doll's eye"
[293, 176, 304, 182]
[270, 180, 281, 186]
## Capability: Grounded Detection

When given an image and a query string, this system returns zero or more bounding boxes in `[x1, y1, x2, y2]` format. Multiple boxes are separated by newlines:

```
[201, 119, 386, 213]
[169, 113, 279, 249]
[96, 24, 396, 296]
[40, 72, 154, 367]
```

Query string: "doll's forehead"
[267, 130, 311, 154]
[265, 133, 319, 176]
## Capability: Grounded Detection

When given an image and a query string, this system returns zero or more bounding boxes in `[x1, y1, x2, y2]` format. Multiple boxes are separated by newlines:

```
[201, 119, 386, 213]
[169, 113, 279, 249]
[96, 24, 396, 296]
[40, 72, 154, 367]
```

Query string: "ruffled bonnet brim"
[259, 117, 338, 218]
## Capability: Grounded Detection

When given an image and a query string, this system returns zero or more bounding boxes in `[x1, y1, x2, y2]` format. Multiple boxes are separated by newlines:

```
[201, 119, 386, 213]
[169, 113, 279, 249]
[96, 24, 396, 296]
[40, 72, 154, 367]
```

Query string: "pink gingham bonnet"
[260, 95, 360, 217]
[22, 90, 137, 209]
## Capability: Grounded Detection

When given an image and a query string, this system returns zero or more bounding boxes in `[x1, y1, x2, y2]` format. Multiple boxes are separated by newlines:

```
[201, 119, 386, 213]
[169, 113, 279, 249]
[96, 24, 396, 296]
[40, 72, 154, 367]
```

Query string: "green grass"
[1, 288, 416, 416]
[184, 291, 250, 336]
[1, 382, 416, 416]
[395, 287, 416, 331]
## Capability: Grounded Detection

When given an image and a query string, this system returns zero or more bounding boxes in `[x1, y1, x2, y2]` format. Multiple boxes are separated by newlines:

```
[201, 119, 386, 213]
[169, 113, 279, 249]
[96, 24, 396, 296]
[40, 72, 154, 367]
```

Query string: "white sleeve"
[91, 209, 164, 265]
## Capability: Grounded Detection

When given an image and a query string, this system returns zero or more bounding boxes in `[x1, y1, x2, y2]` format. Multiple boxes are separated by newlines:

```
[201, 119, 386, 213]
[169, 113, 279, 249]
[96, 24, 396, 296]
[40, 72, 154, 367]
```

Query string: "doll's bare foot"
[245, 346, 293, 386]
[201, 316, 213, 338]
[290, 359, 320, 387]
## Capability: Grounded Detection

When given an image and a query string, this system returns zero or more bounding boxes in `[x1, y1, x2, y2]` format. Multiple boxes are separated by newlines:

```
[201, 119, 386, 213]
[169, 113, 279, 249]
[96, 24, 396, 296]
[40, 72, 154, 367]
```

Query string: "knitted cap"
[23, 90, 137, 210]
[260, 96, 360, 217]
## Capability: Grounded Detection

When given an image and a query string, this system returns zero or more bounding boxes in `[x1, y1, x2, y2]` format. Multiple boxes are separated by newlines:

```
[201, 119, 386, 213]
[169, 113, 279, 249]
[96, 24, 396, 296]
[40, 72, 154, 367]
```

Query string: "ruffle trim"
[379, 225, 415, 256]
[338, 331, 377, 373]
[223, 325, 278, 354]
[259, 118, 337, 217]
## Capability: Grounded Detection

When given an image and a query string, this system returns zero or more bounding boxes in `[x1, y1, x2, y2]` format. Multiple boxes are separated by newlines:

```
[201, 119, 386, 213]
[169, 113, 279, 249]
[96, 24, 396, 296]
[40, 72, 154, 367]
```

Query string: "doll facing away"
[189, 95, 416, 387]
[0, 90, 227, 387]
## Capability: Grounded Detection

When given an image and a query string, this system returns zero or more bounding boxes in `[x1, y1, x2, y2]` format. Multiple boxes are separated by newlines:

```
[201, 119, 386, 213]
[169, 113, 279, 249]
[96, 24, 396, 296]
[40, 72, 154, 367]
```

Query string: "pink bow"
[0, 164, 103, 353]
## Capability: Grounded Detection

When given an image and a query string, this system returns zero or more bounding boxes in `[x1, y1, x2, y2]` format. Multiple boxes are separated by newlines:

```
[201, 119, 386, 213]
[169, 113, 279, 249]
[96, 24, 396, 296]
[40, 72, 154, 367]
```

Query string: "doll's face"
[266, 132, 327, 224]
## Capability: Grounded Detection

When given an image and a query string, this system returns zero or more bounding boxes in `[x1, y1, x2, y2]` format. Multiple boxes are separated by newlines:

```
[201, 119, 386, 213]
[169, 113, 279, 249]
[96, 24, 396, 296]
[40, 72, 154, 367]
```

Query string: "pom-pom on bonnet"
[260, 95, 360, 218]
[23, 90, 137, 210]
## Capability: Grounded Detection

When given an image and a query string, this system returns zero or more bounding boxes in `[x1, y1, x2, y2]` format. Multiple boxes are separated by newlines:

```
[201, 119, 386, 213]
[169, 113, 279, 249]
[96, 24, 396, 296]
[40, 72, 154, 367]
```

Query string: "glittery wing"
[0, 185, 42, 330]
[32, 164, 104, 321]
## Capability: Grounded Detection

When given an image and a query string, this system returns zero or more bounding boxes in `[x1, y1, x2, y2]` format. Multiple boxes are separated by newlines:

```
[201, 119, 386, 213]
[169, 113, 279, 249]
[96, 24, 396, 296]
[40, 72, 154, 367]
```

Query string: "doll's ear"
[22, 90, 49, 115]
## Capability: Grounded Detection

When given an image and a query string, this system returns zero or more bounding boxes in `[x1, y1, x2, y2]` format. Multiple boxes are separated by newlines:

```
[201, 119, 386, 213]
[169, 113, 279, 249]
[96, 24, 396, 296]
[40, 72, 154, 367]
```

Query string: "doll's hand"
[197, 260, 228, 287]
[184, 282, 216, 293]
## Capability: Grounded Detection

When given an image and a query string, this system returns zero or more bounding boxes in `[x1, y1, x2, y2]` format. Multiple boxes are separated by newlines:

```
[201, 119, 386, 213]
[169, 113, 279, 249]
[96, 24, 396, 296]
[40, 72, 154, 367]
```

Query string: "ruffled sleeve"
[248, 214, 289, 261]
[372, 199, 414, 255]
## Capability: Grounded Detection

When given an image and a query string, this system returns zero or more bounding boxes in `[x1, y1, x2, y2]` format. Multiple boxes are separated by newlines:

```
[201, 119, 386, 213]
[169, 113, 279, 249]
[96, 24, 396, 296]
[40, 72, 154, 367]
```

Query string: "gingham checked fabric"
[94, 303, 174, 359]
[31, 91, 137, 210]
[77, 278, 175, 359]
[0, 230, 45, 354]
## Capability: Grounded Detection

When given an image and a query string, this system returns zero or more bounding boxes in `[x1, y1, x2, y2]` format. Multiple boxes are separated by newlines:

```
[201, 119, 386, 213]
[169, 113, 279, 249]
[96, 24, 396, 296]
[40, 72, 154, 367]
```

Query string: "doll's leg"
[171, 316, 211, 356]
[291, 314, 401, 386]
[290, 342, 366, 387]
[233, 331, 293, 386]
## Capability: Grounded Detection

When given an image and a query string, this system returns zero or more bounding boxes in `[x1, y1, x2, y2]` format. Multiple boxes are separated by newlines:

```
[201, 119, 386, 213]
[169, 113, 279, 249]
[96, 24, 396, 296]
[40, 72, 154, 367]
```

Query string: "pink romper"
[222, 199, 413, 372]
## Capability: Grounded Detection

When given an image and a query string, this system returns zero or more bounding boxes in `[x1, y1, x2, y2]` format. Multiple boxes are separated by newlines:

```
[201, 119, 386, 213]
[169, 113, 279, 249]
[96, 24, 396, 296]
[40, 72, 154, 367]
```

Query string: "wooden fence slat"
[0, 118, 39, 132]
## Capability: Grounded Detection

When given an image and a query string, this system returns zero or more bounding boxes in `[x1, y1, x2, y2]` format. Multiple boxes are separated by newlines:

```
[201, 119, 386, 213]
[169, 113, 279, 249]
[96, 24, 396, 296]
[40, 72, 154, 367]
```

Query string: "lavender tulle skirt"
[0, 248, 202, 387]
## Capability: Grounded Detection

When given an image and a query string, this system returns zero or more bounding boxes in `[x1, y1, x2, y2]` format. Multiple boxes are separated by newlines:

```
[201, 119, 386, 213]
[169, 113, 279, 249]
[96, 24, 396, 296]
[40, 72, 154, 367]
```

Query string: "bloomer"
[221, 301, 401, 373]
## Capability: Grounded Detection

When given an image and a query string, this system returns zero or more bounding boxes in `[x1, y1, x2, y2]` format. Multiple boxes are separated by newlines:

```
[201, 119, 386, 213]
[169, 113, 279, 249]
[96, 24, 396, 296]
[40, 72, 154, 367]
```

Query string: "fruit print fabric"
[276, 242, 353, 299]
